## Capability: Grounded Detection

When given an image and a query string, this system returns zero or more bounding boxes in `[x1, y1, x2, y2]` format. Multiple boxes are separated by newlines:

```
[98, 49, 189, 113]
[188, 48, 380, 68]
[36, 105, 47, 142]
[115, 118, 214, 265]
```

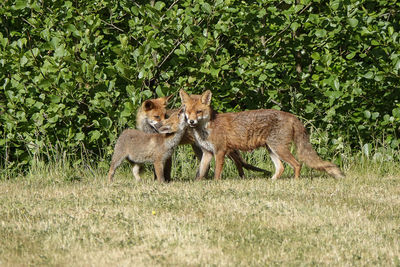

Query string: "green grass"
[1, 148, 400, 266]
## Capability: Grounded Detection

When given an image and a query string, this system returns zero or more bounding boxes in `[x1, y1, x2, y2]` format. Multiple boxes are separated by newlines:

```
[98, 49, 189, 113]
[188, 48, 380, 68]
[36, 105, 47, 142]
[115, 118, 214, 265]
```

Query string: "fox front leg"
[196, 150, 213, 180]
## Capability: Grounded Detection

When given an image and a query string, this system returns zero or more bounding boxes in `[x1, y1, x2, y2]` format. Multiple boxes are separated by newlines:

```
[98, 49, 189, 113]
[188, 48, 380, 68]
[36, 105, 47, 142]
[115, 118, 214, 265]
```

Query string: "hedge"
[1, 0, 399, 172]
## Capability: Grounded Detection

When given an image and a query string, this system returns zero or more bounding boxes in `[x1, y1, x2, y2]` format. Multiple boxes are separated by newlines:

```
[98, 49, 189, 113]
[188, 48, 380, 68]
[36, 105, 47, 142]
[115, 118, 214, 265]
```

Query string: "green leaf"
[188, 76, 196, 83]
[48, 115, 59, 123]
[210, 67, 220, 77]
[154, 1, 165, 11]
[371, 112, 379, 120]
[393, 108, 400, 118]
[156, 86, 164, 97]
[330, 0, 340, 10]
[202, 3, 212, 14]
[388, 26, 394, 36]
[383, 114, 390, 122]
[333, 78, 340, 90]
[348, 18, 358, 27]
[50, 95, 61, 103]
[395, 59, 400, 71]
[142, 90, 152, 98]
[391, 139, 399, 149]
[184, 26, 192, 36]
[89, 130, 101, 143]
[138, 70, 145, 79]
[265, 63, 276, 69]
[291, 22, 300, 32]
[75, 132, 85, 141]
[126, 85, 135, 95]
[311, 52, 320, 60]
[14, 0, 28, 9]
[54, 45, 65, 58]
[315, 29, 327, 38]
[100, 117, 113, 129]
[364, 72, 374, 79]
[20, 56, 28, 66]
[371, 40, 379, 46]
[259, 74, 267, 81]
[346, 52, 356, 59]
[32, 48, 39, 57]
[50, 37, 61, 49]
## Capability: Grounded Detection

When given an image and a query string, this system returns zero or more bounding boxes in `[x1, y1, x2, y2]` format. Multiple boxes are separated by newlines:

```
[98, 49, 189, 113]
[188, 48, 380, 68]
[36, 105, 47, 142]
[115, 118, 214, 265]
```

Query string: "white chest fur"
[193, 124, 215, 153]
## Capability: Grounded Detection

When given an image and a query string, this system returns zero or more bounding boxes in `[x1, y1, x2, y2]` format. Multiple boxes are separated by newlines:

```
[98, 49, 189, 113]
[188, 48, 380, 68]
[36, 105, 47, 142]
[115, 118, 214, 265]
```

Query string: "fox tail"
[293, 121, 345, 178]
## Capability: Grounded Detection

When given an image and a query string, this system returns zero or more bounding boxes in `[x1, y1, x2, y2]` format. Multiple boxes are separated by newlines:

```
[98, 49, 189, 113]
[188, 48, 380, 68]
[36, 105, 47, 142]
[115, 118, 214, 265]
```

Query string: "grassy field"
[1, 148, 400, 266]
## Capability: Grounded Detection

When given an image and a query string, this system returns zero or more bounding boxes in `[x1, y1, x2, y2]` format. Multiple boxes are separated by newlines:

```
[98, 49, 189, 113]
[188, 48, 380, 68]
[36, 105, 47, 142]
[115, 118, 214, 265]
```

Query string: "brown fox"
[107, 108, 187, 183]
[179, 89, 345, 180]
[136, 95, 269, 179]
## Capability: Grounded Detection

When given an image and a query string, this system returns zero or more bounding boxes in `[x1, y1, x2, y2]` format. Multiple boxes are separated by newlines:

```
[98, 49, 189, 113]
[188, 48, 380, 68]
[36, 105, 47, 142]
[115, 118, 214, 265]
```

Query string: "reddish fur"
[138, 96, 269, 179]
[180, 89, 345, 180]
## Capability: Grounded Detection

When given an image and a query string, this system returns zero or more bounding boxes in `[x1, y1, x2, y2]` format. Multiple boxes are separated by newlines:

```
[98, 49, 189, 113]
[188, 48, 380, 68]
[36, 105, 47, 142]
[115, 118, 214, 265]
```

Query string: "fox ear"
[179, 89, 190, 103]
[161, 95, 173, 106]
[143, 100, 154, 111]
[201, 90, 212, 106]
[178, 105, 185, 116]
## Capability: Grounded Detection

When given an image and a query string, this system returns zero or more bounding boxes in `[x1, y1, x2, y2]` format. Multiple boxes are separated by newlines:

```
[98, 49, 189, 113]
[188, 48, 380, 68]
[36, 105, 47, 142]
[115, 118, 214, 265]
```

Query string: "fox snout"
[184, 111, 199, 127]
[153, 121, 163, 129]
[187, 118, 198, 127]
[149, 120, 163, 130]
[158, 125, 171, 133]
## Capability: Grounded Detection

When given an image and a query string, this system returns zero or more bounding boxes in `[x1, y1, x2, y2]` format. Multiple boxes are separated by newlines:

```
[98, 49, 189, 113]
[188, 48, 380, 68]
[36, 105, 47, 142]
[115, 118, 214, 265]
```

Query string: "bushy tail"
[293, 121, 345, 178]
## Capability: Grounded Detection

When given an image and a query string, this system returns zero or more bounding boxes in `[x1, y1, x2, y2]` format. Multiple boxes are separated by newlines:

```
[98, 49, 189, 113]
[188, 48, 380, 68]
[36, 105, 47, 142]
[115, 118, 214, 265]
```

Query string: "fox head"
[141, 95, 173, 129]
[179, 89, 212, 127]
[158, 107, 187, 134]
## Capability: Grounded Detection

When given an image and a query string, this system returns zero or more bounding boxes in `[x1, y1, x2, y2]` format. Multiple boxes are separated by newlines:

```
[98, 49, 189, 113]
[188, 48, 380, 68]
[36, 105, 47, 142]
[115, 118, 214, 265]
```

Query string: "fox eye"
[196, 110, 202, 114]
[154, 116, 161, 120]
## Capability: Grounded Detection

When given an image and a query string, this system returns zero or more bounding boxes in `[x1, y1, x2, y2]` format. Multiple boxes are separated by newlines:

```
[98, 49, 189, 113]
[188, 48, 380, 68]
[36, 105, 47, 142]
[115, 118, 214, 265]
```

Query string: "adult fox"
[179, 89, 345, 180]
[135, 95, 268, 180]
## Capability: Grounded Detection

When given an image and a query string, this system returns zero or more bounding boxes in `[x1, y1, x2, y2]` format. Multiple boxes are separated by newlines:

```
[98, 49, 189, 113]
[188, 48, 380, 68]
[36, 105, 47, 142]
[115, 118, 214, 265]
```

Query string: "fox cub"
[136, 95, 269, 179]
[107, 108, 187, 183]
[136, 95, 173, 134]
[135, 95, 174, 181]
[180, 89, 345, 180]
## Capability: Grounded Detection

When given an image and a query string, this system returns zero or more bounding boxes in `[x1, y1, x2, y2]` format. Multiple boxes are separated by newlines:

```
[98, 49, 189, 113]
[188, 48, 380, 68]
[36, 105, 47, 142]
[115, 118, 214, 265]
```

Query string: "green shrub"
[1, 0, 399, 174]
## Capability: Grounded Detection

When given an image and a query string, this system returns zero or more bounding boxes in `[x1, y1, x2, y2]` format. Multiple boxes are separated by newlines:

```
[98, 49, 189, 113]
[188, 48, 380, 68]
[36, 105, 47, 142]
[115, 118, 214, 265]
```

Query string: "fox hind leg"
[130, 162, 141, 181]
[214, 150, 227, 180]
[267, 147, 284, 180]
[268, 145, 301, 179]
[108, 153, 127, 183]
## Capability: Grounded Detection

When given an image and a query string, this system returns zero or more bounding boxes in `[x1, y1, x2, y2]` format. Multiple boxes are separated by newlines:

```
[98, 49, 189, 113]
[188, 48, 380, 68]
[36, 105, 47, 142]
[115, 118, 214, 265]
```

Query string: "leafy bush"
[1, 0, 399, 174]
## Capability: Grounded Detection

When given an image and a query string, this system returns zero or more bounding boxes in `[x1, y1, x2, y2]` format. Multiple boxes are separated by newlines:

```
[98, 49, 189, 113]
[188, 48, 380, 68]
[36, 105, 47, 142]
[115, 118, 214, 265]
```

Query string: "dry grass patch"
[0, 165, 400, 266]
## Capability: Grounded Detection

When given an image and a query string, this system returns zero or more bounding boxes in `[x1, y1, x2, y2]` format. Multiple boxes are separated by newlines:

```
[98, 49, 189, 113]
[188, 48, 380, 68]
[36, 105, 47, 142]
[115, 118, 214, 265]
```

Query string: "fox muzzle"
[188, 119, 198, 127]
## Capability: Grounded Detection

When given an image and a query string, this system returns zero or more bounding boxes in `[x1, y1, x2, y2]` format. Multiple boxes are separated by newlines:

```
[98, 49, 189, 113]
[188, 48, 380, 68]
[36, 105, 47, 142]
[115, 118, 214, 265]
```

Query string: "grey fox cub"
[107, 108, 187, 183]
